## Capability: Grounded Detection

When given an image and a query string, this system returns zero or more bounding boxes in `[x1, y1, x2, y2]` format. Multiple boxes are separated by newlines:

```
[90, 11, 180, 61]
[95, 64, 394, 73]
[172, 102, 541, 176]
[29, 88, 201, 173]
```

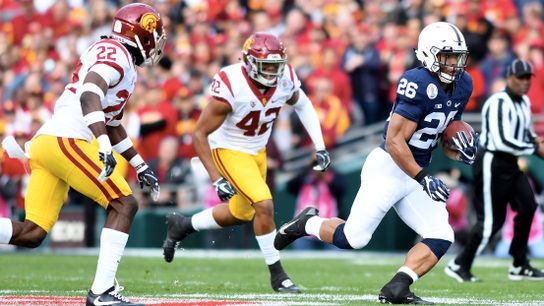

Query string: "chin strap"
[438, 72, 454, 84]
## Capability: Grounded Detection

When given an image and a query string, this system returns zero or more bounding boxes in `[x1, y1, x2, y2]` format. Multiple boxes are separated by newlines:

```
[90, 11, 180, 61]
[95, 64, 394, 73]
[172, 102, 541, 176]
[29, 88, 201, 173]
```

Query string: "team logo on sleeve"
[140, 13, 158, 33]
[426, 84, 438, 100]
[281, 79, 289, 88]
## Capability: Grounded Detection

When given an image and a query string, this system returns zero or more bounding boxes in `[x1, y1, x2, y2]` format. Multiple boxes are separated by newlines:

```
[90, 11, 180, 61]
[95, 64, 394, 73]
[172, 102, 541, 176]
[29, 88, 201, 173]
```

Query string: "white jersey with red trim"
[36, 38, 136, 141]
[208, 63, 301, 155]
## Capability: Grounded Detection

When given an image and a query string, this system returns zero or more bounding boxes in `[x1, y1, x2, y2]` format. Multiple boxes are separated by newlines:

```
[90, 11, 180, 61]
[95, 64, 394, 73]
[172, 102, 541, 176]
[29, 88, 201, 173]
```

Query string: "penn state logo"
[447, 100, 452, 107]
[140, 13, 158, 33]
[426, 84, 438, 100]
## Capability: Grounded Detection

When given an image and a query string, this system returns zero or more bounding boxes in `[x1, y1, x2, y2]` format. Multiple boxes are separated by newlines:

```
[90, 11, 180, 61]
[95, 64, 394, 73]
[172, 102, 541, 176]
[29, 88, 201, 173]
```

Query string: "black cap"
[507, 59, 534, 77]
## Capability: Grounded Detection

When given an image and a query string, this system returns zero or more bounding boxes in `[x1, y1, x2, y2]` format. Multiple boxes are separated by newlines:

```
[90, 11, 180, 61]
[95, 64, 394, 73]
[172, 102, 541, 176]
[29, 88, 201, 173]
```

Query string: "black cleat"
[378, 278, 434, 305]
[274, 206, 319, 250]
[378, 291, 435, 305]
[163, 213, 194, 263]
[508, 263, 544, 281]
[86, 283, 143, 306]
[444, 260, 480, 283]
[271, 274, 301, 293]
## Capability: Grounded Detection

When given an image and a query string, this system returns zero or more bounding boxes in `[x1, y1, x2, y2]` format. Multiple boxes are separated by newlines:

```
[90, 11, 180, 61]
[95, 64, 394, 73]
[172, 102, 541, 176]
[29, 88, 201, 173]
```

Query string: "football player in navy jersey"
[275, 22, 478, 304]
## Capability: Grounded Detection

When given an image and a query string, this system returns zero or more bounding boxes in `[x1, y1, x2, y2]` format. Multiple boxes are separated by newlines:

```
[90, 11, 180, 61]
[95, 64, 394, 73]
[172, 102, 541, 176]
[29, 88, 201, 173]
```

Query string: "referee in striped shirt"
[446, 59, 544, 282]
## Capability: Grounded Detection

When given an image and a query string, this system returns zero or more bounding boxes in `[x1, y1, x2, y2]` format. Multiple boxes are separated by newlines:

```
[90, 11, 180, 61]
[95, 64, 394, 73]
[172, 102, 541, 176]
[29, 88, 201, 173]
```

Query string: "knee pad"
[332, 223, 353, 249]
[421, 238, 451, 260]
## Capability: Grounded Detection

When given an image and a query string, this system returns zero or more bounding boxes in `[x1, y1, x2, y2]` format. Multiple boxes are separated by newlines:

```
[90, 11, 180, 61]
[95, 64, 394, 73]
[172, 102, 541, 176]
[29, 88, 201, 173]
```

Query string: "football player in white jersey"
[162, 33, 331, 293]
[0, 3, 165, 306]
[274, 22, 479, 304]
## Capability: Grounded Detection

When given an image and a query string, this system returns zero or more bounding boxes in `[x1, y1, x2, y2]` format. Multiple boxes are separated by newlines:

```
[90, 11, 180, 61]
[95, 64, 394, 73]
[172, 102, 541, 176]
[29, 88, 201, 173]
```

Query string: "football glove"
[136, 165, 160, 201]
[453, 131, 478, 165]
[313, 150, 331, 172]
[97, 151, 117, 182]
[213, 177, 236, 202]
[417, 173, 450, 203]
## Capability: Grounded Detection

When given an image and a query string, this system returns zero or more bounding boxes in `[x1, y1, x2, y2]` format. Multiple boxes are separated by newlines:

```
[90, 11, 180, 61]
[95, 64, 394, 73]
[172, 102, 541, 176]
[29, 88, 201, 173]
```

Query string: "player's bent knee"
[332, 223, 354, 249]
[421, 238, 451, 260]
[25, 234, 46, 248]
[230, 204, 256, 223]
[19, 223, 47, 248]
[235, 213, 254, 223]
[253, 201, 274, 218]
[113, 196, 139, 218]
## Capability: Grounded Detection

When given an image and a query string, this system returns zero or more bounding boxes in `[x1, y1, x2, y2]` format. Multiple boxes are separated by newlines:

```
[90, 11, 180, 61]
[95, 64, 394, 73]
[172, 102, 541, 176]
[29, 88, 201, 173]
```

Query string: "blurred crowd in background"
[1, 0, 544, 219]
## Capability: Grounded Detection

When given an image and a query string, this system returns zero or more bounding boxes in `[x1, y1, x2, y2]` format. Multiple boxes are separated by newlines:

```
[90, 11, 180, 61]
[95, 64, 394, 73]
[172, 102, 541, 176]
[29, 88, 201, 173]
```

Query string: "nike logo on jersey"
[454, 102, 461, 108]
[93, 297, 121, 305]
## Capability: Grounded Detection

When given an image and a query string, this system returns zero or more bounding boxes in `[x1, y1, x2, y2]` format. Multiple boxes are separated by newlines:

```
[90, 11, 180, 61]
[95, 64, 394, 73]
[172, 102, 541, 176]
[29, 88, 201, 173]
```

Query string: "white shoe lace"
[109, 279, 130, 303]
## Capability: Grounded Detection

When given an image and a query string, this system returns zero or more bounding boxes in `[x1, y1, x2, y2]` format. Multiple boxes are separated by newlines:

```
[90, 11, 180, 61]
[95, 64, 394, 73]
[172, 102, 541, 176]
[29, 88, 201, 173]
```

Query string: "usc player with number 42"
[1, 3, 165, 306]
[163, 33, 331, 293]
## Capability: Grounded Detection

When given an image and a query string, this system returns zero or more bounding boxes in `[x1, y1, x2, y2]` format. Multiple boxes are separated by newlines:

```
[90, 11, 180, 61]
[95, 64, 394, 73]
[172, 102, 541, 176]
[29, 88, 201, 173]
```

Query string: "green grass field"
[0, 249, 543, 305]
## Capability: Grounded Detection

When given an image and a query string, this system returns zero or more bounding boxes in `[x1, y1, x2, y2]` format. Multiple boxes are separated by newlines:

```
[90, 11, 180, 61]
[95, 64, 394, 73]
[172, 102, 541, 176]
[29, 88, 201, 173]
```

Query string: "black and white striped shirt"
[481, 89, 537, 156]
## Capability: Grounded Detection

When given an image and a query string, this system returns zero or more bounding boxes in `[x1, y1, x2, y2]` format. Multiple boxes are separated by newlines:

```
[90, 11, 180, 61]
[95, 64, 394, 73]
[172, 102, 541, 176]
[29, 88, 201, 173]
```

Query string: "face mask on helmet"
[415, 22, 469, 84]
[242, 33, 287, 87]
[111, 3, 167, 67]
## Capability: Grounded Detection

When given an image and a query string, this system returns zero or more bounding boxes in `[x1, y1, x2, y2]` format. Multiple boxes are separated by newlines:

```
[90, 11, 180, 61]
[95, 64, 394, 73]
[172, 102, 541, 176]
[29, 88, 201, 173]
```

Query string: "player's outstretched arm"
[287, 90, 330, 171]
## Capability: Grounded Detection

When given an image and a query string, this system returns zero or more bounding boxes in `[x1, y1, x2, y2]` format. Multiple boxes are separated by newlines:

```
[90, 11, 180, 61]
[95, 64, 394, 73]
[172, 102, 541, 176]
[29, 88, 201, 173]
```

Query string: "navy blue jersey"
[381, 67, 473, 167]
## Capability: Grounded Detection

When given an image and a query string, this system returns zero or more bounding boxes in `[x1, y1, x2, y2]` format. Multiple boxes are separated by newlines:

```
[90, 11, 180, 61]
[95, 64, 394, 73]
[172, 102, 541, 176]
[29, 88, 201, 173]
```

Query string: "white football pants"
[344, 147, 454, 249]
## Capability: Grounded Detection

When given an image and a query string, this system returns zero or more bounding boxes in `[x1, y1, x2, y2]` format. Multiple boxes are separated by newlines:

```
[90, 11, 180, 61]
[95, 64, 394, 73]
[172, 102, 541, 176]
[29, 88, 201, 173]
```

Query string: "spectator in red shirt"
[297, 77, 350, 149]
[308, 43, 352, 113]
[173, 87, 201, 159]
[3, 0, 47, 46]
[527, 40, 544, 134]
[137, 88, 178, 161]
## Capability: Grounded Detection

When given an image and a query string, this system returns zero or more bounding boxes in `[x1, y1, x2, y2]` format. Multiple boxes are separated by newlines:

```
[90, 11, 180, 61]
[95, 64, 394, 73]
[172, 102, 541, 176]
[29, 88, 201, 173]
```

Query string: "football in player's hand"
[441, 120, 475, 150]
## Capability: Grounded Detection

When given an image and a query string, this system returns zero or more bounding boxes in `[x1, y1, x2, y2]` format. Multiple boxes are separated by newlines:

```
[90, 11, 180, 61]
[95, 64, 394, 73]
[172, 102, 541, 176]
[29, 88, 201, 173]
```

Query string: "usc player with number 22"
[1, 3, 164, 305]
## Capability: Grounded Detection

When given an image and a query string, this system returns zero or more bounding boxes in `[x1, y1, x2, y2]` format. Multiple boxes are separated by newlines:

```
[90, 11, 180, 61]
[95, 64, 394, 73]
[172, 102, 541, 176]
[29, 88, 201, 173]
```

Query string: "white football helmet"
[415, 22, 468, 84]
